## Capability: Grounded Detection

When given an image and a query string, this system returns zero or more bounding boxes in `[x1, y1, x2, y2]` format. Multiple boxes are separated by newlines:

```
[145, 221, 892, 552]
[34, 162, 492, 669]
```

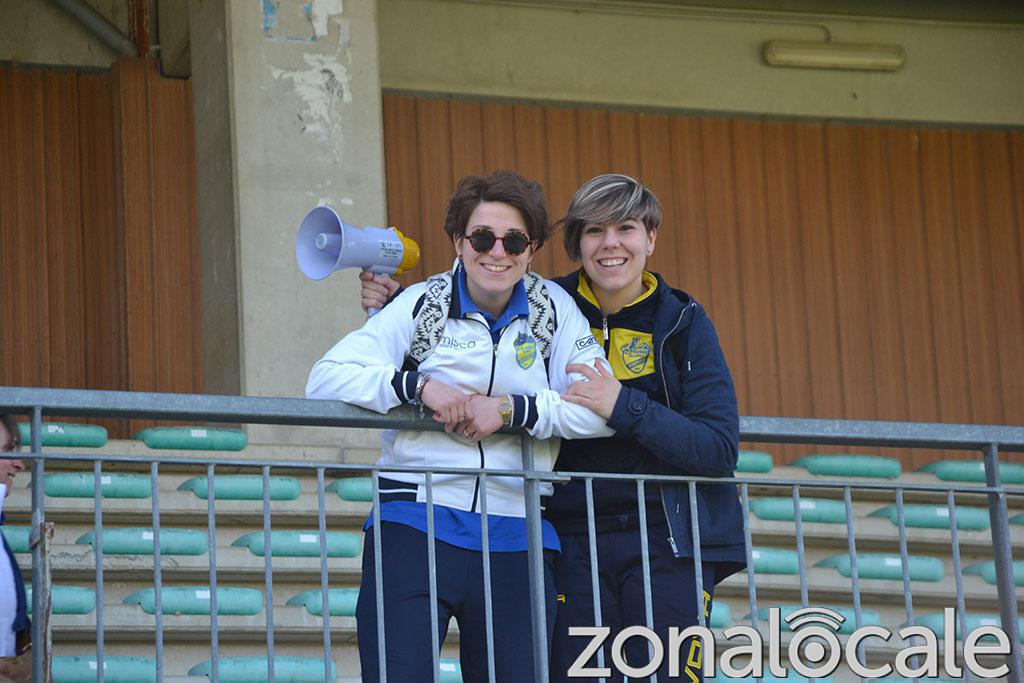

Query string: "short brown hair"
[559, 173, 662, 260]
[0, 415, 19, 451]
[443, 170, 552, 249]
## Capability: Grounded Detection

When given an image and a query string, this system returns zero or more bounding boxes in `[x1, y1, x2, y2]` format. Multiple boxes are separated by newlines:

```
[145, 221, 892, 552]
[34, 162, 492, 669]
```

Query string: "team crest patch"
[621, 336, 653, 375]
[514, 332, 537, 369]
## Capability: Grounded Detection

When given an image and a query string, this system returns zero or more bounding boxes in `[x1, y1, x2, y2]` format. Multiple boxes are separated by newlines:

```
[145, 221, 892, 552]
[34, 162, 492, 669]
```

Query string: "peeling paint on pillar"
[261, 0, 352, 148]
[271, 54, 353, 144]
[262, 0, 344, 42]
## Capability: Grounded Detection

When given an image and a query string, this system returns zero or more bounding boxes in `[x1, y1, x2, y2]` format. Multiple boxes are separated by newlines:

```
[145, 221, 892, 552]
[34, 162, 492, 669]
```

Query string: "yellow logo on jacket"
[591, 326, 655, 379]
[514, 332, 537, 369]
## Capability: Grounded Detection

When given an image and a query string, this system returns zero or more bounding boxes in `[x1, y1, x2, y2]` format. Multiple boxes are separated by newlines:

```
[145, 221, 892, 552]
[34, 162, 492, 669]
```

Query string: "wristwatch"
[498, 395, 514, 427]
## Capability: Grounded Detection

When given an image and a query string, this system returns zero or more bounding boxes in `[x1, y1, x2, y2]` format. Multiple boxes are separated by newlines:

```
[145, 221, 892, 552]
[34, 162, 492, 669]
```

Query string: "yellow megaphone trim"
[390, 228, 420, 275]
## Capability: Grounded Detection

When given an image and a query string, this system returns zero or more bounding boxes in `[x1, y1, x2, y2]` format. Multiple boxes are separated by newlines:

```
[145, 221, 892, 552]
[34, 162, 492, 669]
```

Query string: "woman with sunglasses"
[361, 173, 745, 681]
[307, 169, 612, 681]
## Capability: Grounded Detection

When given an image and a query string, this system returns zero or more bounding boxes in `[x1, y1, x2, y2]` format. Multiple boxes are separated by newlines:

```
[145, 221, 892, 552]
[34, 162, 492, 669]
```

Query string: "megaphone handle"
[367, 307, 381, 317]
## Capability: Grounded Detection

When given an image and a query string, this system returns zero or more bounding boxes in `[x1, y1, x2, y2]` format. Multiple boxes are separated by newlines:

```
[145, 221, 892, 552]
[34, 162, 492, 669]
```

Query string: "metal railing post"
[984, 443, 1021, 683]
[315, 468, 332, 683]
[521, 432, 549, 682]
[261, 465, 276, 683]
[150, 461, 164, 683]
[93, 460, 105, 683]
[29, 406, 46, 683]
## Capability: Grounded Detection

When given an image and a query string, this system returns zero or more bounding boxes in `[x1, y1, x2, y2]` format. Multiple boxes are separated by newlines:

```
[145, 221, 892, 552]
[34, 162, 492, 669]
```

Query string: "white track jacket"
[306, 278, 613, 517]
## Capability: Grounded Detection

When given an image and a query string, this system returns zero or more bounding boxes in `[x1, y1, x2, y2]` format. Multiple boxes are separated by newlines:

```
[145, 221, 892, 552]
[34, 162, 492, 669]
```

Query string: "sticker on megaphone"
[296, 205, 420, 280]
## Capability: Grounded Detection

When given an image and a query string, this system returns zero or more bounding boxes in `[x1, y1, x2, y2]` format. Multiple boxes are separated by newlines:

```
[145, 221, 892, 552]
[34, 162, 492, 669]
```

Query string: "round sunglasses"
[465, 228, 533, 256]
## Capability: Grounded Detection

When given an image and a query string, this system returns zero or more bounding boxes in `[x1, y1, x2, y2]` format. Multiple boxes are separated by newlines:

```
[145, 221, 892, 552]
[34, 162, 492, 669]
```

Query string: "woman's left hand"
[453, 395, 503, 442]
[562, 361, 621, 420]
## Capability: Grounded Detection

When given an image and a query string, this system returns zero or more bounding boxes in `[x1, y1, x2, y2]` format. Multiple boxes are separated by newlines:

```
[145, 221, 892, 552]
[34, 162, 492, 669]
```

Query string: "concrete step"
[50, 641, 372, 680]
[717, 565, 1016, 612]
[5, 484, 371, 527]
[16, 545, 363, 582]
[747, 514, 1020, 554]
[26, 438, 380, 468]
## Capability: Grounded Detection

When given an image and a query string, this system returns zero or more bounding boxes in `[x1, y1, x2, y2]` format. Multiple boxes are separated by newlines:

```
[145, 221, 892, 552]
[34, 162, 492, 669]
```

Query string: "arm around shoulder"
[526, 284, 614, 440]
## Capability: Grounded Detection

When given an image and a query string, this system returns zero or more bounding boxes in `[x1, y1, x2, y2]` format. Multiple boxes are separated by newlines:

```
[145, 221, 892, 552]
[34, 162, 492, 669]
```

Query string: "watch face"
[499, 397, 513, 424]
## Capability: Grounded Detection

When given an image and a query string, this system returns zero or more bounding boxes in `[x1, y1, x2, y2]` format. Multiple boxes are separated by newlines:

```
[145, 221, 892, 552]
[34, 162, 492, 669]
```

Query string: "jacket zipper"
[656, 304, 691, 556]
[602, 317, 610, 355]
[471, 332, 500, 513]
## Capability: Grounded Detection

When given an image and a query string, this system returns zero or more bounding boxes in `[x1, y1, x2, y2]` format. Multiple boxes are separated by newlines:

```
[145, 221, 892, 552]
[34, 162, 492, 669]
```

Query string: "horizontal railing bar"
[8, 450, 1024, 496]
[741, 415, 1024, 451]
[3, 387, 1024, 450]
[0, 386, 445, 430]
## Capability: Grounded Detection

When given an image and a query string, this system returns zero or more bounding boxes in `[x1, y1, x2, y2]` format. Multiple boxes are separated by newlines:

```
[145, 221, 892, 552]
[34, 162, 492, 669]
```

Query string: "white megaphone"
[297, 206, 420, 314]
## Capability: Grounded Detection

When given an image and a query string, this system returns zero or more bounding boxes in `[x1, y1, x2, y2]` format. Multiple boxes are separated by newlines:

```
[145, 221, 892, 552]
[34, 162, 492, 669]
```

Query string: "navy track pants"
[549, 525, 715, 682]
[356, 521, 557, 682]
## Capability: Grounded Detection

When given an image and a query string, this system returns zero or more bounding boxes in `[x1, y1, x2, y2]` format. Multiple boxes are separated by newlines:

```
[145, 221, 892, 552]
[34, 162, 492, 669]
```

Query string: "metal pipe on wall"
[50, 0, 137, 57]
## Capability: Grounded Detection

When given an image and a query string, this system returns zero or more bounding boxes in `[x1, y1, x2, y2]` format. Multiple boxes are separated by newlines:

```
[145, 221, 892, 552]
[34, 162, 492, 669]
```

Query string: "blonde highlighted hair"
[559, 174, 662, 260]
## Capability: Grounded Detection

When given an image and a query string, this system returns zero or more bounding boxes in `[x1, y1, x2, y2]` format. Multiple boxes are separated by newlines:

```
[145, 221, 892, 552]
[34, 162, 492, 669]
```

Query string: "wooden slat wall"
[382, 93, 1024, 468]
[0, 59, 201, 438]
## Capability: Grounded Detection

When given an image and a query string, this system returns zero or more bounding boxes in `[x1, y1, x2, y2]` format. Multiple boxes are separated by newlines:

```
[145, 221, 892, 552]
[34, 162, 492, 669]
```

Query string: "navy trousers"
[355, 521, 557, 682]
[549, 525, 715, 682]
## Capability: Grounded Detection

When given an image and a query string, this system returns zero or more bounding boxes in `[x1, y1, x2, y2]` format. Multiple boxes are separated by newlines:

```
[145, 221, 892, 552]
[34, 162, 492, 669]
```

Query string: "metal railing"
[1, 386, 1022, 683]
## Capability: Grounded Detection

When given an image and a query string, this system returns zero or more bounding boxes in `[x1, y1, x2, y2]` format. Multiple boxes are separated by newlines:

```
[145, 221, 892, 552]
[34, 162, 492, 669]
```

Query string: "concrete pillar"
[190, 0, 386, 447]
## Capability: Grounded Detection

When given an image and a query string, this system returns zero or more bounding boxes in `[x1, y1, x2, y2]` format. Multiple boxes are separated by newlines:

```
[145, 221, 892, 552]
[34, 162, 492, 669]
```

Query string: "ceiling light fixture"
[763, 40, 906, 72]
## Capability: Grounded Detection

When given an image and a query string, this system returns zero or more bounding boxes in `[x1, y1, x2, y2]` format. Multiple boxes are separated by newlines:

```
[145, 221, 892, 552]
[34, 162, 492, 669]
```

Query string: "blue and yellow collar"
[577, 271, 659, 311]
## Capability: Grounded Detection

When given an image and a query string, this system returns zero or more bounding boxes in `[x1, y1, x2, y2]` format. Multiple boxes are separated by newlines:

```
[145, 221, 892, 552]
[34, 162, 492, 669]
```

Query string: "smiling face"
[578, 218, 657, 312]
[0, 418, 24, 495]
[454, 201, 534, 318]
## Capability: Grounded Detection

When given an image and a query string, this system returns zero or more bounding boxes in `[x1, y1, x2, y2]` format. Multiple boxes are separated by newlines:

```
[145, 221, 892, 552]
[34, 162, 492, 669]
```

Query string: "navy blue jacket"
[0, 512, 30, 647]
[547, 271, 746, 575]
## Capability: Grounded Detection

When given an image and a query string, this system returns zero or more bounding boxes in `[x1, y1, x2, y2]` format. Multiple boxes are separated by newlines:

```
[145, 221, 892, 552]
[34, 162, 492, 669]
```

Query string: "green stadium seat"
[816, 553, 944, 582]
[52, 655, 155, 683]
[15, 422, 107, 448]
[868, 504, 990, 530]
[736, 450, 773, 473]
[790, 454, 902, 479]
[748, 497, 848, 524]
[178, 474, 301, 500]
[45, 472, 151, 498]
[26, 585, 95, 614]
[919, 459, 1024, 484]
[123, 586, 263, 615]
[76, 528, 207, 555]
[1013, 513, 1024, 525]
[912, 612, 1024, 642]
[751, 605, 880, 634]
[439, 658, 463, 683]
[2, 525, 31, 553]
[135, 426, 247, 451]
[964, 560, 1024, 587]
[287, 588, 359, 616]
[710, 600, 731, 628]
[326, 476, 374, 502]
[749, 547, 800, 575]
[232, 530, 361, 557]
[188, 656, 336, 682]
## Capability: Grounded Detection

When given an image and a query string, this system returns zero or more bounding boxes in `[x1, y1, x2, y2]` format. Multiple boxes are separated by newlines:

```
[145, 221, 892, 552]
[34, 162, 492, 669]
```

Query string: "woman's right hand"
[359, 271, 400, 313]
[420, 377, 470, 432]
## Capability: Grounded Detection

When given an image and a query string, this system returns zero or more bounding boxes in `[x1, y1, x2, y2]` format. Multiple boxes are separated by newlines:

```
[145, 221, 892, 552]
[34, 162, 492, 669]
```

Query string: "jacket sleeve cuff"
[510, 394, 538, 429]
[607, 386, 649, 433]
[391, 370, 420, 403]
